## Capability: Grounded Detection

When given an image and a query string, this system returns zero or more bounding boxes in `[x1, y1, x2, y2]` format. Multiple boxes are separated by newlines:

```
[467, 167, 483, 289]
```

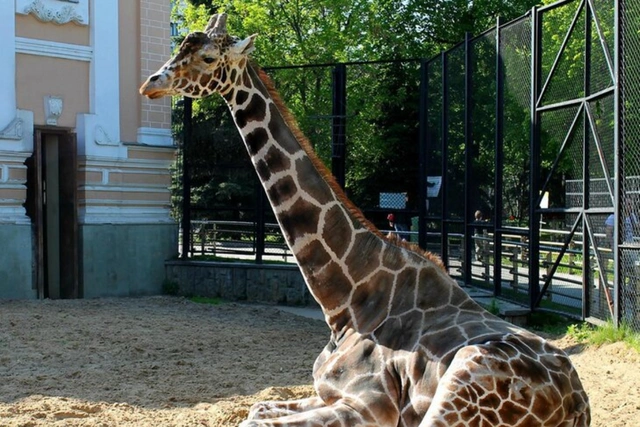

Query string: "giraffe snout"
[139, 73, 172, 99]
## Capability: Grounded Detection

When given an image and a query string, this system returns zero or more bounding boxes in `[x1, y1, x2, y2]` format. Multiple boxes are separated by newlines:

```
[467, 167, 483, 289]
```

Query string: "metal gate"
[421, 0, 637, 327]
[531, 0, 617, 323]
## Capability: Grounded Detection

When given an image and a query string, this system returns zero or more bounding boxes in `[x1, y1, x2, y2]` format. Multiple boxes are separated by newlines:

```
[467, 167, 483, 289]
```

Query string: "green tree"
[173, 0, 546, 226]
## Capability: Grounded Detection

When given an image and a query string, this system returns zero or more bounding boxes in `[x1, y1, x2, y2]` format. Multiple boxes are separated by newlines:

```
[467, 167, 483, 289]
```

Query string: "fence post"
[464, 32, 473, 285]
[331, 64, 347, 188]
[529, 7, 542, 309]
[494, 16, 504, 297]
[582, 3, 593, 319]
[255, 180, 265, 264]
[613, 0, 622, 327]
[440, 52, 450, 267]
[181, 96, 192, 260]
[418, 59, 428, 250]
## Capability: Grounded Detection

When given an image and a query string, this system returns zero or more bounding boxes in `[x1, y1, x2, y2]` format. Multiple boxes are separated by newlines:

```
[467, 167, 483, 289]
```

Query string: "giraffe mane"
[250, 62, 446, 271]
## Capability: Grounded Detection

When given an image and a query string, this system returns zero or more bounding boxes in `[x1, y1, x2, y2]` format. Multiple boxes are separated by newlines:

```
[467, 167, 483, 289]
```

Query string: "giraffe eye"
[203, 57, 215, 64]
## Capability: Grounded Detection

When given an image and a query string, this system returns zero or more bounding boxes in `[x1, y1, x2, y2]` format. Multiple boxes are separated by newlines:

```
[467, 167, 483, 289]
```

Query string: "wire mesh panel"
[539, 0, 585, 107]
[620, 0, 640, 329]
[469, 30, 497, 290]
[500, 17, 532, 229]
[498, 16, 532, 304]
[536, 0, 588, 315]
[538, 102, 586, 316]
[425, 57, 444, 256]
[534, 0, 618, 320]
[444, 44, 466, 279]
[345, 62, 421, 239]
[269, 66, 335, 163]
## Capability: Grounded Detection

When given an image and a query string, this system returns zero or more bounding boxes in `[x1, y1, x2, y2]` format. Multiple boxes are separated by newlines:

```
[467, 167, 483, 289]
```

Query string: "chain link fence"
[176, 0, 636, 328]
[620, 0, 640, 330]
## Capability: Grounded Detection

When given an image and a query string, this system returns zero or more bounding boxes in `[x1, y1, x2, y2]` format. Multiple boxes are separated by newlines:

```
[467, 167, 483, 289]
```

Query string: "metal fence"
[177, 0, 639, 328]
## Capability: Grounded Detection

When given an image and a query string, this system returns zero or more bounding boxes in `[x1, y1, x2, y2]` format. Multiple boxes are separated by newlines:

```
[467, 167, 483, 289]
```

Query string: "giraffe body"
[140, 14, 590, 426]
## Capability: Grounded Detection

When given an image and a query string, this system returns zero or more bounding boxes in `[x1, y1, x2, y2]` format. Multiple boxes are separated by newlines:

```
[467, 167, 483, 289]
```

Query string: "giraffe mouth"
[139, 84, 168, 99]
[139, 77, 176, 99]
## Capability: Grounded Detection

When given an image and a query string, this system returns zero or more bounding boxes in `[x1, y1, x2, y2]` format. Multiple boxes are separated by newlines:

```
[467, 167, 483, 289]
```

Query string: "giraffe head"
[139, 14, 256, 99]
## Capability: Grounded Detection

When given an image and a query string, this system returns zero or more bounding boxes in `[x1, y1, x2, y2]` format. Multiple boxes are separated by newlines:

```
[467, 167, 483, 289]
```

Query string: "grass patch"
[568, 321, 640, 352]
[487, 299, 500, 315]
[189, 296, 223, 305]
[527, 312, 574, 336]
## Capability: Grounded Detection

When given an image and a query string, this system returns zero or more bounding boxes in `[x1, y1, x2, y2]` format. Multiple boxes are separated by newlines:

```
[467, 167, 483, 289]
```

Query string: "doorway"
[25, 128, 79, 299]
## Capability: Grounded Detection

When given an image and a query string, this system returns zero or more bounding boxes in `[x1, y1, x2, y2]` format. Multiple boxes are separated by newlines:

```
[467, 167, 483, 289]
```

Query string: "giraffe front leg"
[239, 397, 398, 427]
[246, 396, 325, 420]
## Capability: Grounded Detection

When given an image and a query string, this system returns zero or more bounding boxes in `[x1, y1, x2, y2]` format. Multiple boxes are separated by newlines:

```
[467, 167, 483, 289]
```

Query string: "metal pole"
[418, 59, 428, 250]
[495, 16, 505, 297]
[582, 2, 592, 319]
[463, 32, 473, 284]
[529, 7, 542, 309]
[441, 52, 450, 266]
[255, 180, 265, 264]
[331, 64, 347, 188]
[181, 96, 193, 259]
[613, 0, 621, 326]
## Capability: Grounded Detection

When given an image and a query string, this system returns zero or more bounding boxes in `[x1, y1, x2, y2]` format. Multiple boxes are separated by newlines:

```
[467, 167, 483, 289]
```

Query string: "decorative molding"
[44, 96, 63, 126]
[0, 110, 34, 152]
[0, 206, 31, 225]
[15, 37, 93, 61]
[0, 117, 24, 140]
[21, 0, 86, 25]
[95, 126, 118, 146]
[136, 127, 174, 147]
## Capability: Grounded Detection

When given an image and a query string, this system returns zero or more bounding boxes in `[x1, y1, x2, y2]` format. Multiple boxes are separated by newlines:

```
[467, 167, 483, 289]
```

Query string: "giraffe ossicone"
[140, 14, 590, 427]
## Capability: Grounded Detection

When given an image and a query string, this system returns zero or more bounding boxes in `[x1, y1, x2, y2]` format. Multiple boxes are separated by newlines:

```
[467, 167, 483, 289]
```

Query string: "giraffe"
[140, 14, 590, 427]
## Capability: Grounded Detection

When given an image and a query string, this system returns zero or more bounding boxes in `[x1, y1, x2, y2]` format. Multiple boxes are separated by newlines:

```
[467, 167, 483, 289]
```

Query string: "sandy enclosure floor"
[0, 296, 638, 426]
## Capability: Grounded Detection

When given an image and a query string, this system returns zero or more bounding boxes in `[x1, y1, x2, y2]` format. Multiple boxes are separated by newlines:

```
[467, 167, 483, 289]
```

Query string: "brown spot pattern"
[308, 261, 353, 312]
[351, 271, 394, 332]
[268, 104, 303, 154]
[263, 145, 290, 173]
[278, 198, 321, 245]
[322, 205, 351, 259]
[267, 175, 297, 207]
[235, 93, 266, 128]
[295, 157, 336, 205]
[245, 127, 269, 156]
[344, 233, 382, 283]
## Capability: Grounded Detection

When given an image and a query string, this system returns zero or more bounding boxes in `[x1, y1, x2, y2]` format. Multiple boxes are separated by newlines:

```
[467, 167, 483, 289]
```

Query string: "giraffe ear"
[230, 34, 257, 55]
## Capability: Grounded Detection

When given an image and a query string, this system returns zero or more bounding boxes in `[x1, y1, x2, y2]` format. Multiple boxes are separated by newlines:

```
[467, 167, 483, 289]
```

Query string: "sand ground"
[0, 296, 638, 426]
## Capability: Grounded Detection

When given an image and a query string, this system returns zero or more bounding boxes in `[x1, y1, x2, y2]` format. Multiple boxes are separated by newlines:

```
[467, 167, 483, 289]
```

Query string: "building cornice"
[15, 37, 93, 61]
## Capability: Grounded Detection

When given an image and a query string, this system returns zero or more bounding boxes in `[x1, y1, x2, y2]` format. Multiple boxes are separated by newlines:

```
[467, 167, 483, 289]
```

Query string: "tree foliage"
[172, 0, 590, 227]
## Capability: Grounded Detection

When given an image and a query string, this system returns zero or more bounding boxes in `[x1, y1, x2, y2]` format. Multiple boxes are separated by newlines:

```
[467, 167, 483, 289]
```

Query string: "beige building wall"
[2, 1, 177, 299]
[140, 0, 172, 131]
[119, 0, 141, 143]
[15, 14, 89, 45]
[16, 54, 89, 128]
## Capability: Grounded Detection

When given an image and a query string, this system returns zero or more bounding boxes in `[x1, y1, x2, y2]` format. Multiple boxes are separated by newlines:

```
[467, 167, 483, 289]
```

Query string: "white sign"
[426, 176, 442, 198]
[380, 193, 407, 209]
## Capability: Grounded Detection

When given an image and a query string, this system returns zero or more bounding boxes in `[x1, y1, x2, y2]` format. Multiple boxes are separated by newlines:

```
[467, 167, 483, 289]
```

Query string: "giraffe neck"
[222, 63, 383, 332]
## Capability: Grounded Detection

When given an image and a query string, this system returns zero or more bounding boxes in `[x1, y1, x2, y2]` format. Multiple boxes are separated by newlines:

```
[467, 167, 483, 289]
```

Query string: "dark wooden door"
[32, 128, 79, 299]
[58, 132, 79, 298]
